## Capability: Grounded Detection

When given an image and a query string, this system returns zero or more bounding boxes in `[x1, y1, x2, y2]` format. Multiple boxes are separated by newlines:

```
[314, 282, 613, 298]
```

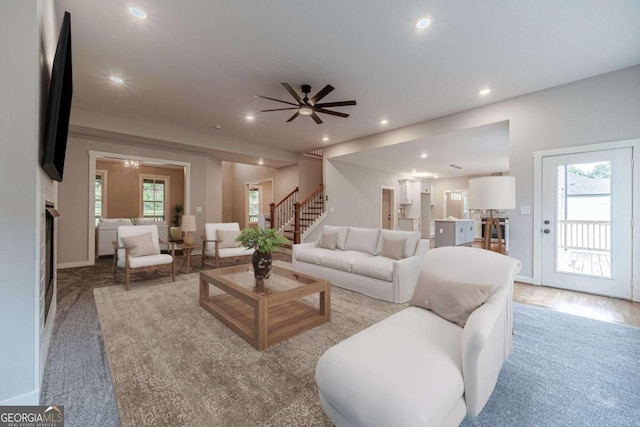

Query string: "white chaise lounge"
[315, 246, 522, 427]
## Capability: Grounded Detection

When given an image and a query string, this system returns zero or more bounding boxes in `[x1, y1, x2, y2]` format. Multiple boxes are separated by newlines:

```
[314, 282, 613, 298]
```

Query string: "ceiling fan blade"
[256, 95, 299, 106]
[260, 107, 298, 112]
[309, 84, 335, 105]
[310, 112, 323, 124]
[315, 108, 349, 118]
[314, 100, 357, 108]
[286, 112, 300, 122]
[281, 82, 303, 104]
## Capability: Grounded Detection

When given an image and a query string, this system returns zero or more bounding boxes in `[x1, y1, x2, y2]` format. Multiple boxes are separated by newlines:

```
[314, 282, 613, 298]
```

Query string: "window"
[95, 170, 108, 225]
[139, 174, 170, 221]
[248, 186, 261, 223]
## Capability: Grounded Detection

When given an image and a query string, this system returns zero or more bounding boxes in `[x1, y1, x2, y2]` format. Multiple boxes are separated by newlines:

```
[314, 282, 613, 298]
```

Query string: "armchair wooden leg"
[125, 269, 130, 291]
[171, 260, 175, 282]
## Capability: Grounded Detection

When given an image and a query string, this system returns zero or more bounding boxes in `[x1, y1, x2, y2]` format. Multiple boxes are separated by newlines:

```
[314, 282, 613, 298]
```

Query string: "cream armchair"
[201, 223, 254, 268]
[112, 224, 175, 290]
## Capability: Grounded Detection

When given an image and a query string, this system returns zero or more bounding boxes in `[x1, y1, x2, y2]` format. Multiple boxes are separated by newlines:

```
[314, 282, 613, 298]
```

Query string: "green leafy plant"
[130, 215, 138, 225]
[236, 227, 289, 254]
[172, 204, 184, 227]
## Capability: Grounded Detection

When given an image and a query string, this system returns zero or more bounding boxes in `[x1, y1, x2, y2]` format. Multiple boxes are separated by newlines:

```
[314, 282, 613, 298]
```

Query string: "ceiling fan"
[258, 83, 356, 124]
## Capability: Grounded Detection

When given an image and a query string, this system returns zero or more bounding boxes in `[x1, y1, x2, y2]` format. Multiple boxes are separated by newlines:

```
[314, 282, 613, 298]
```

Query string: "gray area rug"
[93, 268, 404, 426]
[462, 303, 640, 427]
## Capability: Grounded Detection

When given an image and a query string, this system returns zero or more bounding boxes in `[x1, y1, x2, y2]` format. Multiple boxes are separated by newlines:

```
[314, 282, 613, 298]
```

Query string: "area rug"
[93, 267, 404, 426]
[95, 271, 640, 427]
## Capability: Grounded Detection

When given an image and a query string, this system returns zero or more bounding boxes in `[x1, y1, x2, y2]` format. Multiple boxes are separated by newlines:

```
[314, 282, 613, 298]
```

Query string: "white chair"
[315, 246, 521, 427]
[201, 223, 254, 268]
[112, 225, 175, 290]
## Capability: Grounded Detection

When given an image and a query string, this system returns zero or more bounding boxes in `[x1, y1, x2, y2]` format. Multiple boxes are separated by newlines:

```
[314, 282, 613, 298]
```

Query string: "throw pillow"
[217, 229, 242, 249]
[121, 232, 159, 257]
[319, 232, 338, 250]
[380, 237, 406, 260]
[410, 270, 492, 327]
[323, 226, 349, 250]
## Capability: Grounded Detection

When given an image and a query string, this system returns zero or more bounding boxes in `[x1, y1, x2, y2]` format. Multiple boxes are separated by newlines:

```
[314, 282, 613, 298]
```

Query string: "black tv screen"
[41, 11, 72, 182]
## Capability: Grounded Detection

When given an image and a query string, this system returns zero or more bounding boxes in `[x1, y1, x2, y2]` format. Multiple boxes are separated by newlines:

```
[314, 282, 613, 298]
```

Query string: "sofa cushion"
[295, 247, 334, 265]
[376, 229, 421, 258]
[315, 307, 464, 427]
[345, 227, 380, 255]
[218, 246, 253, 259]
[410, 271, 492, 327]
[319, 232, 338, 250]
[323, 226, 349, 250]
[121, 232, 160, 257]
[351, 256, 394, 282]
[321, 250, 372, 273]
[217, 229, 242, 248]
[380, 237, 405, 260]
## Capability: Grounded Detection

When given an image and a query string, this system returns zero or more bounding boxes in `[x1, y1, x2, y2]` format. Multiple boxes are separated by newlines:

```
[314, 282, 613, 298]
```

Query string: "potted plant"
[236, 227, 289, 294]
[170, 204, 184, 241]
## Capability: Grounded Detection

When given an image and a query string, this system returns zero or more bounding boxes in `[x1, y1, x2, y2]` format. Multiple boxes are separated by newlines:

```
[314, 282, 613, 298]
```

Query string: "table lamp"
[181, 215, 196, 245]
[468, 176, 515, 253]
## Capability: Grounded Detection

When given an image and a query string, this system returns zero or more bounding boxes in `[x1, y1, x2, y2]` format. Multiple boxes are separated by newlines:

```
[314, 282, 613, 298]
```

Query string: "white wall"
[305, 160, 405, 242]
[0, 0, 57, 405]
[324, 65, 640, 279]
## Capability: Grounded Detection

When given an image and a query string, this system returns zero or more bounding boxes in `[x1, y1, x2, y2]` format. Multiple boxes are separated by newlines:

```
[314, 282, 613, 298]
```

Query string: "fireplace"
[45, 202, 59, 322]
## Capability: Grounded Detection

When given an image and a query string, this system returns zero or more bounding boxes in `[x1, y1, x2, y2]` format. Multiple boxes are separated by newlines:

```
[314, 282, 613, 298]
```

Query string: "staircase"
[270, 184, 325, 247]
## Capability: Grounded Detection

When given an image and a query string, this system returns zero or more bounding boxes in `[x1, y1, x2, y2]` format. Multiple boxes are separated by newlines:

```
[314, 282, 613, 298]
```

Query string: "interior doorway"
[381, 187, 395, 230]
[443, 190, 468, 219]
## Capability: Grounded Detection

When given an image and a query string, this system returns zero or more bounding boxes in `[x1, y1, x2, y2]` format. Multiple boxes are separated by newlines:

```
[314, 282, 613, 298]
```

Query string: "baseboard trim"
[58, 260, 93, 269]
[0, 389, 39, 406]
[515, 275, 535, 285]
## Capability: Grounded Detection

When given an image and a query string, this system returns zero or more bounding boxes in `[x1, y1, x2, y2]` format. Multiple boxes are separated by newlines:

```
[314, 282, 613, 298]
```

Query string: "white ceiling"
[333, 121, 509, 179]
[57, 0, 640, 159]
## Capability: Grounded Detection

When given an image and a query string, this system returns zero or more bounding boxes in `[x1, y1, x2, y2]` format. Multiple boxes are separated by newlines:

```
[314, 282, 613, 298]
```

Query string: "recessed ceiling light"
[322, 137, 329, 142]
[212, 125, 222, 130]
[421, 153, 428, 159]
[128, 7, 146, 19]
[434, 175, 438, 178]
[110, 76, 124, 83]
[416, 18, 431, 29]
[258, 159, 264, 165]
[380, 119, 389, 125]
[246, 115, 255, 121]
[479, 88, 491, 96]
[412, 169, 417, 173]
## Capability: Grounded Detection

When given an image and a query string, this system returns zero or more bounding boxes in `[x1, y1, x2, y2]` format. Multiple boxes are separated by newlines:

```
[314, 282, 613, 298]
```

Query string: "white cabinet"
[399, 180, 412, 204]
[434, 220, 475, 247]
[398, 218, 420, 231]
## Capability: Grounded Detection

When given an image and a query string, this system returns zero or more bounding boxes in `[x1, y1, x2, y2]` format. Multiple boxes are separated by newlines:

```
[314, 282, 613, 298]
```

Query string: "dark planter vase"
[252, 251, 272, 294]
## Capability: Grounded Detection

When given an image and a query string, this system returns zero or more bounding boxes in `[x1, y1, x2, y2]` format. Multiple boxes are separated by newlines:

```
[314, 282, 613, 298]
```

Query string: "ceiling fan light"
[299, 106, 314, 116]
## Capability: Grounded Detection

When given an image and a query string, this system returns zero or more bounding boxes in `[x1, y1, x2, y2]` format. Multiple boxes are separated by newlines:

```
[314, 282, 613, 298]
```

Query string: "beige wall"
[275, 164, 298, 201]
[96, 160, 185, 222]
[298, 157, 323, 198]
[221, 161, 233, 222]
[58, 135, 222, 265]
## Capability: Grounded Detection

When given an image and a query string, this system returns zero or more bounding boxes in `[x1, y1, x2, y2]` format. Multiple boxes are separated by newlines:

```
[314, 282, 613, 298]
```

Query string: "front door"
[541, 148, 633, 299]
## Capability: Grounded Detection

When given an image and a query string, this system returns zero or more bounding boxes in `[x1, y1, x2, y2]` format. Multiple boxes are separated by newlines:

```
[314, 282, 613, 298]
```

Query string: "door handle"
[543, 229, 551, 234]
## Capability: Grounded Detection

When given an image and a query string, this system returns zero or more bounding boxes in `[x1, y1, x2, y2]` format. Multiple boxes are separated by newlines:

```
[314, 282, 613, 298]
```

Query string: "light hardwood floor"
[514, 282, 640, 327]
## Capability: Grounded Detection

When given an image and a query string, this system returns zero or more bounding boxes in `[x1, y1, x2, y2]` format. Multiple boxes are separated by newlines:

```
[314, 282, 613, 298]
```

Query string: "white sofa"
[315, 246, 522, 427]
[293, 226, 430, 303]
[96, 218, 168, 257]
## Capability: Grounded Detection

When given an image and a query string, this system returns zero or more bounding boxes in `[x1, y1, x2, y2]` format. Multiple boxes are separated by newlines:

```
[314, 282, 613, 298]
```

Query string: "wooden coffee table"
[199, 264, 330, 350]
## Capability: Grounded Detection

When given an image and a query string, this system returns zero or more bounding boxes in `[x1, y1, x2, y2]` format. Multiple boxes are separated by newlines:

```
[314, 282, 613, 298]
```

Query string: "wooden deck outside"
[557, 249, 611, 277]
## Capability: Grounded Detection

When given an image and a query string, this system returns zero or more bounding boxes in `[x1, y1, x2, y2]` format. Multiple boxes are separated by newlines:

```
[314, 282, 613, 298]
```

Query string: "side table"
[177, 244, 197, 273]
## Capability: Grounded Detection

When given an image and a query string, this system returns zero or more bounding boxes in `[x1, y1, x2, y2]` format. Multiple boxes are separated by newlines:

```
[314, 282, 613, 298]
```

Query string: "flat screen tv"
[41, 11, 73, 182]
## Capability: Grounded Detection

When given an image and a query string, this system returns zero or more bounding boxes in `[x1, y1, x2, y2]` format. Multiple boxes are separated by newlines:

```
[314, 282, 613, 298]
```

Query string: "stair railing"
[293, 184, 324, 244]
[269, 187, 298, 231]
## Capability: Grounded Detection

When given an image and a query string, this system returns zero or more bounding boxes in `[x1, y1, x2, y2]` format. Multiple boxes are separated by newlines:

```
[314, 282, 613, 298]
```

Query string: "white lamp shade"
[181, 215, 197, 232]
[468, 176, 516, 210]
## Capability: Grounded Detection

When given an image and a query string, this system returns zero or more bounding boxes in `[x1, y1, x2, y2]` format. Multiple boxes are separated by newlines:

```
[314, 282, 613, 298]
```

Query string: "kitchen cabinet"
[399, 180, 412, 204]
[434, 220, 475, 247]
[398, 218, 420, 231]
